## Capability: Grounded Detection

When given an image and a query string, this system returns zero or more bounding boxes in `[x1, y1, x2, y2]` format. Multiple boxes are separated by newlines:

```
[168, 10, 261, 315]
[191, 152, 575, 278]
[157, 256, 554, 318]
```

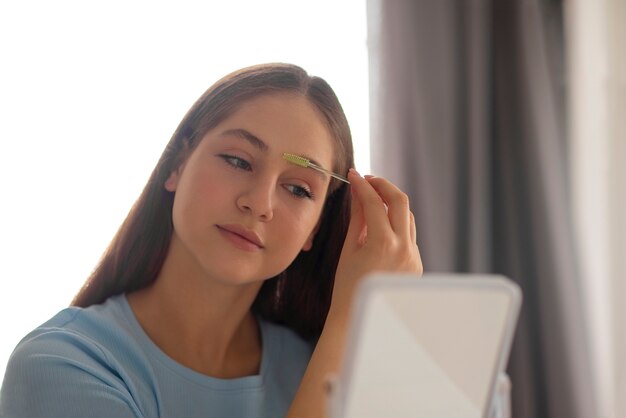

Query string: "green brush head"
[282, 153, 310, 168]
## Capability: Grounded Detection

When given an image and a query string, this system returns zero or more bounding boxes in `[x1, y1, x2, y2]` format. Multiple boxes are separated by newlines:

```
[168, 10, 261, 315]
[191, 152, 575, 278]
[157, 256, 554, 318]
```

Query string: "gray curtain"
[367, 1, 597, 417]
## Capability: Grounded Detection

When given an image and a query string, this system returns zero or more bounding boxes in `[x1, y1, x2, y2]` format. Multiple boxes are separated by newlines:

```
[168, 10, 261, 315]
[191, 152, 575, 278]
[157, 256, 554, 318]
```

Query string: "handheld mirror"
[328, 273, 522, 418]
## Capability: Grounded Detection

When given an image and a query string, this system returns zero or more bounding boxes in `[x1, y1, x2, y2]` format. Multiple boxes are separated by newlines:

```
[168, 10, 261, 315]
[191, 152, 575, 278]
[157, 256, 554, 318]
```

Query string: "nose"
[236, 177, 275, 222]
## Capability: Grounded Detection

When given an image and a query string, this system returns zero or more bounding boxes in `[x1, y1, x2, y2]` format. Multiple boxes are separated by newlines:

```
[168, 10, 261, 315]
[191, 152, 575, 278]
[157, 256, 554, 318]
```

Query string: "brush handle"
[309, 163, 350, 184]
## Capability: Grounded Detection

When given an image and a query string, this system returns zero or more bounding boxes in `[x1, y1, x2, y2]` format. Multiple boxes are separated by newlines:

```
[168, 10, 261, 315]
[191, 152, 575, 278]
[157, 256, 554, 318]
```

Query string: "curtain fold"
[367, 1, 597, 417]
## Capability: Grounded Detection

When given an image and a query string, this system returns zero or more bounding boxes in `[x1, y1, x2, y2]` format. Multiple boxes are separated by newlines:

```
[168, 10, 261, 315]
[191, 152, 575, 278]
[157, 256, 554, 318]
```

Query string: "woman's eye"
[285, 184, 313, 199]
[219, 154, 251, 171]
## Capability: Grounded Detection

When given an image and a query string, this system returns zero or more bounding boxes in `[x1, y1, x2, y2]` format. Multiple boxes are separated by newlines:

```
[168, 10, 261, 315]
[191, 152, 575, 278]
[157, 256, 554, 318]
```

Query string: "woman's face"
[164, 93, 335, 286]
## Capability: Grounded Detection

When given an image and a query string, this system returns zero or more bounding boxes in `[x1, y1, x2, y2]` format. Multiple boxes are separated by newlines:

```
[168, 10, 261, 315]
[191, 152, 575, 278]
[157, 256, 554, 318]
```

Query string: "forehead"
[211, 93, 336, 168]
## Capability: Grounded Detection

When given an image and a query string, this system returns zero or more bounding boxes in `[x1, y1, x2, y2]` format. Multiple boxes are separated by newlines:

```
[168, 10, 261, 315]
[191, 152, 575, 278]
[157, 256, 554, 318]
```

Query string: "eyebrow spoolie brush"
[282, 153, 350, 184]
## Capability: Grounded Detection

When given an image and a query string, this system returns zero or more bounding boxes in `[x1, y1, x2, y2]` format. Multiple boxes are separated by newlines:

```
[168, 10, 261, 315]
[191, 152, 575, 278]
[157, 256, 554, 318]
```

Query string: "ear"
[164, 139, 191, 192]
[164, 169, 180, 192]
[302, 220, 321, 252]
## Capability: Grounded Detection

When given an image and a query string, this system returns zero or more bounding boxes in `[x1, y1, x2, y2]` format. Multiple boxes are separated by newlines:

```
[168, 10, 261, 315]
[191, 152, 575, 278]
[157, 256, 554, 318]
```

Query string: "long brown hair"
[72, 63, 354, 340]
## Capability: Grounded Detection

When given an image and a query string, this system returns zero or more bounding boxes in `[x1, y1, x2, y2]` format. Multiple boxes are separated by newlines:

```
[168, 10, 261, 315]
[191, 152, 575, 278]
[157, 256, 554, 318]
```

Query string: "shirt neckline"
[116, 293, 269, 390]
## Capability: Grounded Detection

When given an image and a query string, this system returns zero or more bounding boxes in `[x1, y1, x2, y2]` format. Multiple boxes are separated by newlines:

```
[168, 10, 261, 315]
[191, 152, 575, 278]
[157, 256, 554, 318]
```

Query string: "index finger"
[364, 175, 411, 239]
[348, 169, 392, 241]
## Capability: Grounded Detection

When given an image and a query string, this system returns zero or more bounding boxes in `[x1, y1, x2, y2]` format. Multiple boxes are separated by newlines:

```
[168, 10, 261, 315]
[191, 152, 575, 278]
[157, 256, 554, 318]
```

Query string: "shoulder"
[259, 318, 315, 390]
[255, 319, 315, 409]
[0, 296, 145, 417]
[260, 319, 315, 361]
[7, 298, 121, 365]
[9, 295, 134, 365]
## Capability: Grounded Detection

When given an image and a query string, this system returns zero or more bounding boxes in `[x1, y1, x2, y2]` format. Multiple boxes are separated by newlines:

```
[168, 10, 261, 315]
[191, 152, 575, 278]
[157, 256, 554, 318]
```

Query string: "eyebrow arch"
[219, 129, 269, 152]
[219, 128, 327, 171]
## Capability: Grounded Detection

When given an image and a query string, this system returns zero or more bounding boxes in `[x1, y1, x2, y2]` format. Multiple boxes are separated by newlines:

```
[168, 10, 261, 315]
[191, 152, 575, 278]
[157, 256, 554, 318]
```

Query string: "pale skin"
[127, 92, 422, 417]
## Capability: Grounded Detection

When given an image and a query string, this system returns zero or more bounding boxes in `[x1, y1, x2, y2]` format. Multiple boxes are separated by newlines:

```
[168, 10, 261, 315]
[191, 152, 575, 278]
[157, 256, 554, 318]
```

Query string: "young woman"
[0, 63, 422, 417]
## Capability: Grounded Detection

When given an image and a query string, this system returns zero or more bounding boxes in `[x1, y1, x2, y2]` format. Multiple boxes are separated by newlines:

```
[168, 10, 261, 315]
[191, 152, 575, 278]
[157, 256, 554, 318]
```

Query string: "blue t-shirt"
[0, 295, 314, 418]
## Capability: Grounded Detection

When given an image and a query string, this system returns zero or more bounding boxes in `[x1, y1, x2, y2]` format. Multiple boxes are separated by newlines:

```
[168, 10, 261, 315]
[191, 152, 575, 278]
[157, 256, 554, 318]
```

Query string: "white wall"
[0, 0, 370, 380]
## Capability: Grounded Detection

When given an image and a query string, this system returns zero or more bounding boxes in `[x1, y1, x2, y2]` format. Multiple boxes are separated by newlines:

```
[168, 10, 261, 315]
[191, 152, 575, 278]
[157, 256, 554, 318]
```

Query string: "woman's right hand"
[329, 169, 423, 320]
[288, 170, 422, 417]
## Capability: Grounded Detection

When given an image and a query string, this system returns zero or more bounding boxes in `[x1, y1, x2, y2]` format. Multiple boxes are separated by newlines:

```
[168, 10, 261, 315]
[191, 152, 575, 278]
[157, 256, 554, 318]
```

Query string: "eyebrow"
[220, 129, 269, 152]
[219, 128, 327, 172]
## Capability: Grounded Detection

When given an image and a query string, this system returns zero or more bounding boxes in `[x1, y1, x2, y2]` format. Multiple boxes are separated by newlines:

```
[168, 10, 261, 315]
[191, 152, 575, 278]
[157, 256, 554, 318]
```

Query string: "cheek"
[190, 167, 231, 196]
[279, 203, 322, 241]
[172, 170, 231, 223]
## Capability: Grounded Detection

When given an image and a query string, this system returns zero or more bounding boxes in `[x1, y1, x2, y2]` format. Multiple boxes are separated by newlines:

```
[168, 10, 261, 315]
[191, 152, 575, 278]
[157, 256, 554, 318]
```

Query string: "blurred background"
[0, 1, 624, 417]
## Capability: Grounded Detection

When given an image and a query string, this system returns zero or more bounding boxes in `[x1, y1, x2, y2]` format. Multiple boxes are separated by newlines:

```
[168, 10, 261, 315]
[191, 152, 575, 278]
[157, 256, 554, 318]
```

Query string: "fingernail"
[349, 168, 361, 177]
[364, 174, 376, 179]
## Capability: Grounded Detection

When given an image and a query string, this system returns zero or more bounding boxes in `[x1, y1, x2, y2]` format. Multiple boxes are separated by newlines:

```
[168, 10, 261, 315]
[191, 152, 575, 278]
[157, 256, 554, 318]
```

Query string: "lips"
[216, 224, 265, 250]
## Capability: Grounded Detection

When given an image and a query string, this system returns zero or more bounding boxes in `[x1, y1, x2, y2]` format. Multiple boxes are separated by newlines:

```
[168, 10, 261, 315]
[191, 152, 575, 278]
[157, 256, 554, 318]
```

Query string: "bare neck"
[127, 239, 264, 378]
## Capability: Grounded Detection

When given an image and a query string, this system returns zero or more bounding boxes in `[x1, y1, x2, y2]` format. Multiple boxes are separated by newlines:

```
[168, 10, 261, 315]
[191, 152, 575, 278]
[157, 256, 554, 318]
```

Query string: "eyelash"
[285, 184, 314, 200]
[218, 154, 314, 200]
[219, 154, 252, 171]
